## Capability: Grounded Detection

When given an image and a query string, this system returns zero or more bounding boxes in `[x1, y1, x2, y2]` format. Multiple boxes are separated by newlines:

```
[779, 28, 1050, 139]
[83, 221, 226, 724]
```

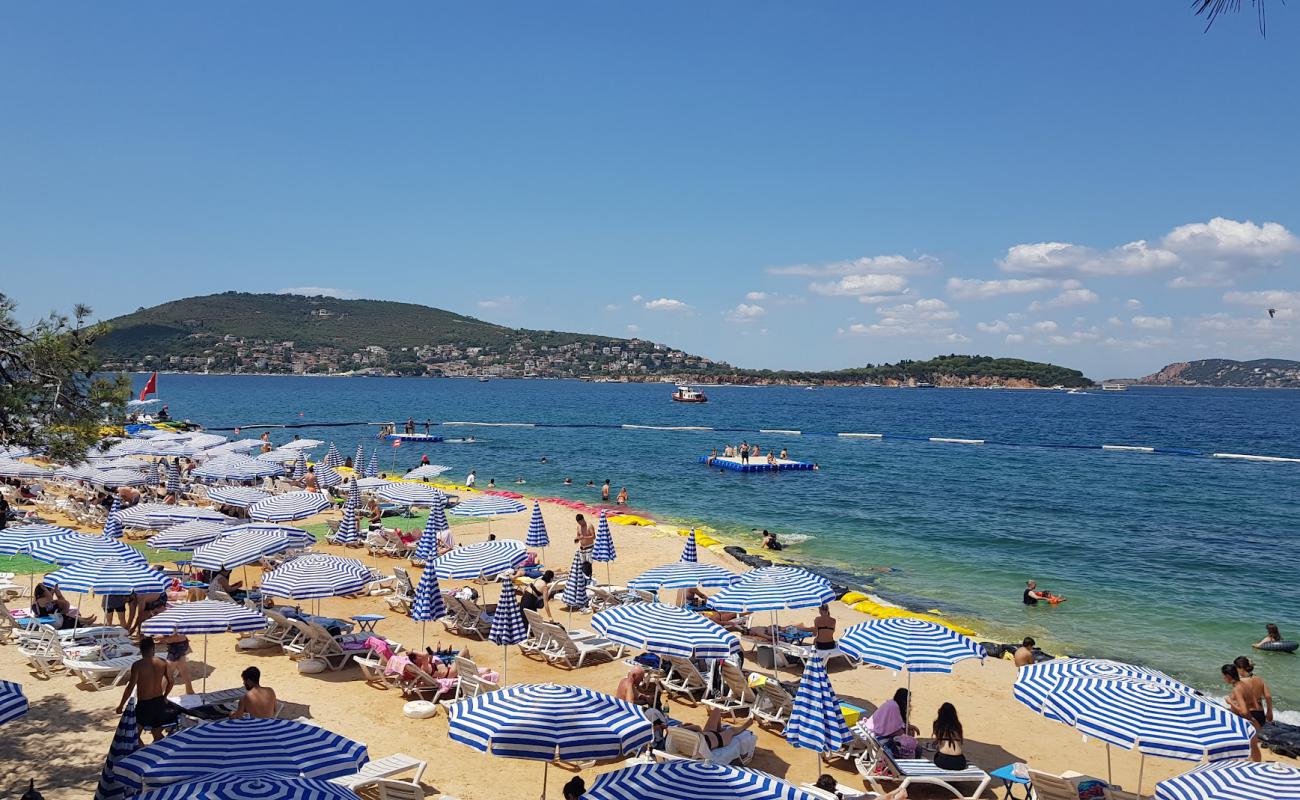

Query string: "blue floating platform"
[700, 455, 815, 472]
[384, 434, 444, 443]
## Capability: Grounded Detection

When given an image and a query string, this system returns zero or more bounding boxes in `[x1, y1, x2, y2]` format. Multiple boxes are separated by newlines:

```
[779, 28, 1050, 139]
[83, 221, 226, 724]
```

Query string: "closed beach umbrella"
[142, 600, 269, 692]
[113, 717, 369, 792]
[585, 761, 819, 800]
[0, 458, 51, 479]
[146, 459, 160, 487]
[411, 564, 448, 649]
[205, 487, 271, 508]
[591, 602, 739, 660]
[627, 562, 738, 591]
[448, 683, 652, 797]
[346, 476, 362, 506]
[353, 443, 365, 471]
[525, 501, 549, 552]
[261, 554, 371, 601]
[28, 534, 146, 566]
[191, 531, 300, 570]
[489, 577, 527, 684]
[136, 771, 360, 800]
[680, 529, 698, 563]
[249, 491, 330, 522]
[292, 453, 306, 481]
[592, 510, 616, 584]
[434, 539, 528, 580]
[365, 450, 378, 478]
[147, 520, 231, 551]
[165, 460, 181, 495]
[45, 558, 170, 594]
[0, 680, 28, 725]
[1155, 760, 1300, 800]
[311, 465, 343, 489]
[93, 698, 139, 800]
[0, 523, 76, 554]
[103, 497, 125, 539]
[404, 464, 451, 479]
[322, 442, 342, 468]
[334, 501, 360, 546]
[193, 455, 284, 481]
[377, 482, 445, 506]
[412, 499, 447, 562]
[561, 547, 589, 615]
[785, 654, 852, 767]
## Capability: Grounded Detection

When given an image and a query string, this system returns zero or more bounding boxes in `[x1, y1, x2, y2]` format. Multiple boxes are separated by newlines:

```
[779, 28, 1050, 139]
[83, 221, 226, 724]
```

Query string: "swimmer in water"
[1022, 580, 1066, 606]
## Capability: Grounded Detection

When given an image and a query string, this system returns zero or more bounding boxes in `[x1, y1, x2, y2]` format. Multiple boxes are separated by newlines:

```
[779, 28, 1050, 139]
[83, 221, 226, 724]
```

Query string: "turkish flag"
[138, 372, 158, 401]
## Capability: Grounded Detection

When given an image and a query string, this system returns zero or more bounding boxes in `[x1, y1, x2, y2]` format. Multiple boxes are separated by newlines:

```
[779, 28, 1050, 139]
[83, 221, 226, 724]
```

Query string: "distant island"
[1137, 358, 1300, 388]
[95, 292, 1091, 387]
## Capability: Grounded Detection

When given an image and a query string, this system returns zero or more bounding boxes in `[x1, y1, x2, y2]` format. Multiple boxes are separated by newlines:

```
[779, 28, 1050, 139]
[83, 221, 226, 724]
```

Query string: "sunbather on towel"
[679, 708, 755, 751]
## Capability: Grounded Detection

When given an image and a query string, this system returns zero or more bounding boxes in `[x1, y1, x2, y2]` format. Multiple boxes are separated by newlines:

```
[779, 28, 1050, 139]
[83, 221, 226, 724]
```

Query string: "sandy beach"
[3, 496, 1295, 800]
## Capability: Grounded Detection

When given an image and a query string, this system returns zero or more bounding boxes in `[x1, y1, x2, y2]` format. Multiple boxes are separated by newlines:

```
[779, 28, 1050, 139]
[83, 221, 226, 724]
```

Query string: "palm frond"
[1192, 0, 1277, 36]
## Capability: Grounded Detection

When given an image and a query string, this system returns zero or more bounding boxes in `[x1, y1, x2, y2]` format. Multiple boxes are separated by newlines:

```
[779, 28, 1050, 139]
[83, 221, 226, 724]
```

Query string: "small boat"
[1101, 383, 1128, 392]
[671, 385, 708, 403]
[478, 377, 490, 382]
[1067, 389, 1087, 395]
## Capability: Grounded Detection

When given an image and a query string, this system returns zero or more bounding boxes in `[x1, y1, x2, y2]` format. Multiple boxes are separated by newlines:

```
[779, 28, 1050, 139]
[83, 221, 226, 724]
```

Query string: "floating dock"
[384, 433, 444, 443]
[700, 455, 815, 472]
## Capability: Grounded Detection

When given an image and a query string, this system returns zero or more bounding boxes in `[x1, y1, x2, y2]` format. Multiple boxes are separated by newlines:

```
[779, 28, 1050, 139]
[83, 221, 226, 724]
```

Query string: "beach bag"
[1075, 780, 1107, 800]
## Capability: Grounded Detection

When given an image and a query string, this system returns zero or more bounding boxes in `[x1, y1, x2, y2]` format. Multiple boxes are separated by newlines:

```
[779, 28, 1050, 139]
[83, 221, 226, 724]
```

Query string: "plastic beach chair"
[855, 730, 992, 799]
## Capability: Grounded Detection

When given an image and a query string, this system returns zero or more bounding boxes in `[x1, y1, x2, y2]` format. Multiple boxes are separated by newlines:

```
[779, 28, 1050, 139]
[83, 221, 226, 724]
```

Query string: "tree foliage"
[0, 295, 131, 463]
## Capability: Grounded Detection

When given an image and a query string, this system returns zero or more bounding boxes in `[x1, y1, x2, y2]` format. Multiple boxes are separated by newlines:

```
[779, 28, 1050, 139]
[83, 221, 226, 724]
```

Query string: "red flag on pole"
[138, 372, 158, 402]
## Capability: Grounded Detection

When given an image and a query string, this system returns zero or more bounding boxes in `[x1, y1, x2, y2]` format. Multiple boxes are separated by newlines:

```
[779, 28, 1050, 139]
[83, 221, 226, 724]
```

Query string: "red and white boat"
[671, 385, 708, 403]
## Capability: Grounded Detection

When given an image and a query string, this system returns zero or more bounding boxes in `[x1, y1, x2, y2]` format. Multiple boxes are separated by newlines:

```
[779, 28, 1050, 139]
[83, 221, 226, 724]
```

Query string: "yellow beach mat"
[676, 527, 722, 548]
[607, 514, 655, 526]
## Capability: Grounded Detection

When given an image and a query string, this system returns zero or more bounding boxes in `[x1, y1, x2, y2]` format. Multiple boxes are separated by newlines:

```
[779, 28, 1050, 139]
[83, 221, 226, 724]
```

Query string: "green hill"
[1138, 358, 1300, 388]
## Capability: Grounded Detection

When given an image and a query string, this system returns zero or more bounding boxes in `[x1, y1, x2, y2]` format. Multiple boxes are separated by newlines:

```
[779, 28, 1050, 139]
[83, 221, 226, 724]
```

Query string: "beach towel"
[386, 653, 411, 677]
[365, 637, 392, 659]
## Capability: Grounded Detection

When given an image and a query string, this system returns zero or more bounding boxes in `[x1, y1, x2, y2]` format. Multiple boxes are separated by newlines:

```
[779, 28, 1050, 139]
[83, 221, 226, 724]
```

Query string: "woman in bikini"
[680, 707, 755, 750]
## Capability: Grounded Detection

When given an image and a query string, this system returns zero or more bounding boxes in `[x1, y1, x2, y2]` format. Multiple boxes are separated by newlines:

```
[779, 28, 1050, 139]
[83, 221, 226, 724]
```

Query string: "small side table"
[990, 764, 1031, 800]
[351, 614, 386, 633]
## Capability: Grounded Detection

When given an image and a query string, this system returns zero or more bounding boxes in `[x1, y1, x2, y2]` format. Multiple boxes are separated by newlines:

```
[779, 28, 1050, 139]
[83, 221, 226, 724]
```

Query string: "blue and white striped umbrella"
[28, 534, 147, 566]
[94, 468, 151, 488]
[193, 455, 283, 481]
[141, 600, 267, 636]
[710, 570, 835, 613]
[310, 465, 343, 489]
[448, 683, 652, 761]
[165, 460, 182, 495]
[146, 459, 160, 487]
[0, 445, 32, 458]
[592, 510, 616, 563]
[561, 548, 589, 610]
[352, 476, 391, 491]
[1156, 760, 1300, 800]
[292, 454, 306, 481]
[205, 487, 272, 508]
[1015, 658, 1188, 721]
[221, 523, 315, 547]
[0, 680, 27, 725]
[627, 562, 738, 591]
[785, 654, 852, 755]
[353, 443, 365, 471]
[679, 529, 698, 563]
[365, 450, 378, 478]
[334, 502, 361, 546]
[838, 618, 984, 674]
[739, 566, 828, 583]
[45, 558, 170, 594]
[148, 520, 231, 550]
[57, 464, 105, 482]
[103, 497, 125, 538]
[118, 504, 232, 529]
[1041, 676, 1255, 761]
[113, 717, 369, 791]
[412, 499, 447, 562]
[136, 771, 360, 800]
[377, 482, 445, 506]
[261, 554, 372, 600]
[585, 761, 819, 800]
[525, 501, 549, 549]
[256, 449, 297, 465]
[0, 523, 76, 554]
[249, 491, 330, 521]
[449, 496, 527, 518]
[93, 698, 139, 800]
[411, 566, 447, 623]
[280, 439, 324, 451]
[322, 443, 342, 468]
[191, 531, 301, 570]
[434, 540, 528, 580]
[489, 578, 528, 682]
[0, 458, 52, 478]
[404, 464, 451, 479]
[591, 603, 739, 659]
[345, 475, 361, 504]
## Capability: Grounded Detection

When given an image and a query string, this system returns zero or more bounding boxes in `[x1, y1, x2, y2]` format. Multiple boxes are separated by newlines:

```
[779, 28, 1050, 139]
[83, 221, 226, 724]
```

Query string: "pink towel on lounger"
[365, 636, 392, 659]
[385, 653, 411, 677]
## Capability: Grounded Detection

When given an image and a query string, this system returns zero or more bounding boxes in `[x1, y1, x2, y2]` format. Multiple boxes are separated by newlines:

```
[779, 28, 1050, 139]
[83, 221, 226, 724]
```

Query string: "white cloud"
[1126, 298, 1143, 309]
[277, 287, 357, 299]
[945, 333, 971, 343]
[724, 303, 767, 323]
[625, 324, 640, 334]
[846, 298, 959, 338]
[1164, 217, 1299, 264]
[477, 296, 518, 310]
[631, 294, 643, 303]
[769, 254, 938, 277]
[1030, 320, 1059, 333]
[1029, 286, 1100, 311]
[1223, 290, 1300, 309]
[976, 320, 1011, 334]
[1108, 316, 1124, 326]
[604, 303, 622, 312]
[1000, 239, 1178, 276]
[644, 298, 692, 313]
[1131, 315, 1173, 330]
[809, 273, 908, 299]
[1005, 333, 1025, 344]
[946, 277, 1058, 300]
[744, 291, 769, 301]
[743, 290, 803, 305]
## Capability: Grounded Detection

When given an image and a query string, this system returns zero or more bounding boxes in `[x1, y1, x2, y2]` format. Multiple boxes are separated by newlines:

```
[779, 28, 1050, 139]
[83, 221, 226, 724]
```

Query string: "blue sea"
[138, 374, 1300, 711]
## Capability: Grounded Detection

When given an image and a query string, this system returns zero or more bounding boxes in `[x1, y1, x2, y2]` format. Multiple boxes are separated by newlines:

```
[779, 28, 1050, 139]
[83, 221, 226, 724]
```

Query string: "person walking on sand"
[575, 513, 595, 562]
[1235, 656, 1273, 728]
[118, 637, 173, 742]
[231, 666, 277, 719]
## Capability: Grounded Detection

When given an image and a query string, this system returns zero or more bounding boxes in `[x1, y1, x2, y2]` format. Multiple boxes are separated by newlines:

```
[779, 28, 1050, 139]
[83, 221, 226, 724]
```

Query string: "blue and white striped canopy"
[412, 500, 447, 562]
[148, 520, 231, 550]
[191, 531, 301, 570]
[206, 487, 272, 508]
[57, 464, 105, 482]
[193, 455, 284, 482]
[321, 443, 342, 468]
[839, 618, 984, 674]
[249, 491, 330, 522]
[679, 529, 697, 563]
[28, 534, 147, 566]
[113, 717, 369, 791]
[0, 523, 76, 555]
[562, 548, 589, 609]
[136, 771, 360, 800]
[0, 681, 28, 725]
[94, 698, 138, 800]
[0, 458, 52, 479]
[365, 451, 378, 478]
[94, 468, 151, 488]
[785, 654, 852, 755]
[738, 565, 830, 584]
[525, 501, 549, 549]
[256, 449, 297, 465]
[352, 476, 391, 490]
[591, 603, 739, 659]
[146, 459, 160, 487]
[353, 444, 365, 471]
[628, 562, 738, 591]
[448, 683, 652, 761]
[334, 502, 361, 546]
[0, 445, 32, 458]
[141, 600, 267, 636]
[1155, 760, 1300, 800]
[434, 540, 528, 580]
[449, 496, 527, 517]
[221, 523, 315, 547]
[411, 565, 447, 623]
[710, 570, 835, 613]
[279, 439, 324, 451]
[311, 465, 343, 489]
[45, 558, 170, 594]
[291, 454, 306, 481]
[377, 482, 445, 506]
[261, 555, 372, 600]
[1041, 676, 1255, 761]
[592, 511, 616, 563]
[585, 761, 819, 800]
[489, 578, 528, 647]
[103, 498, 125, 539]
[404, 464, 451, 479]
[1015, 657, 1188, 720]
[118, 503, 232, 529]
[164, 461, 182, 494]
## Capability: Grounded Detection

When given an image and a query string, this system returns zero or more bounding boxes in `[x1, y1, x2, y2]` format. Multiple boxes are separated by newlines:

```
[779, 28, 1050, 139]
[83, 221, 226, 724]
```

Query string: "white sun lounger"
[652, 725, 756, 766]
[855, 730, 991, 799]
[64, 655, 138, 690]
[329, 752, 426, 790]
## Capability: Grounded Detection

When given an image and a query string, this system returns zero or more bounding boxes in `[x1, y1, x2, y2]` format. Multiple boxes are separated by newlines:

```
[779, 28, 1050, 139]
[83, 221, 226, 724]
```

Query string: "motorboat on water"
[1101, 383, 1128, 392]
[671, 385, 708, 403]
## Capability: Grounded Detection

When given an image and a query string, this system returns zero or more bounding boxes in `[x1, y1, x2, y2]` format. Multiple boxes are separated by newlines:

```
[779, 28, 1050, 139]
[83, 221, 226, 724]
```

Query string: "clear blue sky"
[2, 2, 1297, 377]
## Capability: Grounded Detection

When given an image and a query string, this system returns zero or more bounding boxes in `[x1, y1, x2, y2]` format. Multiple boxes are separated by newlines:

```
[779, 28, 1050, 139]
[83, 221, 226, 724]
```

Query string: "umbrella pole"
[202, 634, 209, 694]
[1136, 754, 1144, 799]
[605, 562, 611, 587]
[770, 611, 780, 680]
[1106, 743, 1112, 785]
[540, 760, 548, 800]
[420, 621, 426, 650]
[905, 670, 912, 725]
[501, 644, 508, 685]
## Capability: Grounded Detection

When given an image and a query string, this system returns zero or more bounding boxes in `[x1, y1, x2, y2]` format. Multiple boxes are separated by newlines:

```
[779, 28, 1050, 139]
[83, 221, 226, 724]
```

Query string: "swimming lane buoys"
[1259, 641, 1300, 653]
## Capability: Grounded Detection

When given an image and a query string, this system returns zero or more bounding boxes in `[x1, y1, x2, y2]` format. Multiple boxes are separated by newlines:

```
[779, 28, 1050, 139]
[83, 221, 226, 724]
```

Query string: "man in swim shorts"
[1014, 637, 1037, 668]
[231, 666, 278, 719]
[118, 637, 173, 742]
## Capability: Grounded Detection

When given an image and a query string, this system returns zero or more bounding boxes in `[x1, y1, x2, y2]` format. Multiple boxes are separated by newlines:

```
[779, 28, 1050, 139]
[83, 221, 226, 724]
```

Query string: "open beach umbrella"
[280, 439, 324, 451]
[103, 497, 125, 539]
[591, 510, 617, 584]
[142, 600, 268, 692]
[365, 450, 378, 478]
[561, 547, 589, 620]
[136, 771, 360, 800]
[627, 562, 738, 591]
[449, 495, 526, 536]
[334, 501, 361, 546]
[93, 698, 139, 800]
[411, 500, 447, 563]
[191, 531, 301, 570]
[377, 482, 445, 506]
[249, 490, 331, 521]
[0, 445, 32, 458]
[525, 501, 549, 558]
[0, 523, 76, 554]
[113, 717, 369, 792]
[256, 449, 297, 465]
[28, 533, 147, 566]
[405, 464, 451, 479]
[147, 520, 231, 550]
[712, 568, 835, 677]
[785, 654, 852, 769]
[322, 442, 342, 468]
[261, 554, 371, 601]
[0, 458, 52, 479]
[118, 503, 231, 529]
[292, 453, 306, 481]
[352, 476, 391, 491]
[839, 617, 984, 718]
[1155, 760, 1300, 800]
[585, 760, 820, 800]
[220, 523, 315, 546]
[489, 577, 527, 684]
[448, 683, 652, 799]
[193, 454, 284, 482]
[94, 468, 151, 488]
[410, 564, 448, 649]
[205, 486, 271, 508]
[0, 680, 28, 725]
[680, 529, 698, 563]
[434, 539, 528, 581]
[591, 602, 739, 660]
[45, 558, 171, 594]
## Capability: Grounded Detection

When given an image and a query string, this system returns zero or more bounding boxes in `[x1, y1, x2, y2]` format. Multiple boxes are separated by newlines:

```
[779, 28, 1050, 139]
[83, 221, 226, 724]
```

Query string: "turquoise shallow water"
[135, 374, 1300, 712]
